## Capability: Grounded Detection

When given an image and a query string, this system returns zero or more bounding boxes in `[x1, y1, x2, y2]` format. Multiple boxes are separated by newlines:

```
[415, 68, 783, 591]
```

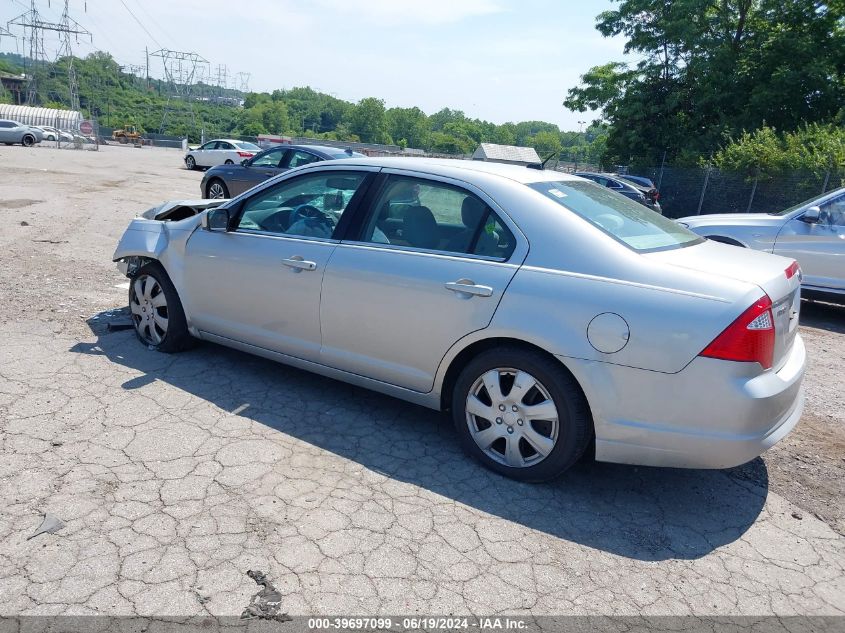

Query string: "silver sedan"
[114, 159, 805, 481]
[679, 188, 845, 302]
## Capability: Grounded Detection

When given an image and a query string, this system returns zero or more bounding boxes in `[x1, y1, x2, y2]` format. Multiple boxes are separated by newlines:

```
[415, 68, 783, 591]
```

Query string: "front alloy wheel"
[207, 180, 228, 199]
[129, 274, 169, 345]
[185, 155, 196, 170]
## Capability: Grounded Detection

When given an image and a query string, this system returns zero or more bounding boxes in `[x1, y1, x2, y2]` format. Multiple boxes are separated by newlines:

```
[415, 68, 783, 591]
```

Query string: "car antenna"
[527, 151, 558, 170]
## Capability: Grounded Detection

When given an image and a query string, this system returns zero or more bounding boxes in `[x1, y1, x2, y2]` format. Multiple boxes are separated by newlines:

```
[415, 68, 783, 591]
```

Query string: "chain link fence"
[626, 166, 844, 218]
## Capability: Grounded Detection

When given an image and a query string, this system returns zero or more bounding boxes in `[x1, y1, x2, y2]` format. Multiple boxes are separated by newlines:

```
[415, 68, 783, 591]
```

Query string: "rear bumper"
[562, 333, 806, 469]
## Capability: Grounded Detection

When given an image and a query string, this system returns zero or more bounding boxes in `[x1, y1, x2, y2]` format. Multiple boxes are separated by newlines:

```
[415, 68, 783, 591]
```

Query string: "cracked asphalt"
[0, 146, 844, 617]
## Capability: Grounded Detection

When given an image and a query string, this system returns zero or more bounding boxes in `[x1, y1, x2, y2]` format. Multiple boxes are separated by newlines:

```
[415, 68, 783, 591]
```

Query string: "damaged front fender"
[113, 219, 170, 265]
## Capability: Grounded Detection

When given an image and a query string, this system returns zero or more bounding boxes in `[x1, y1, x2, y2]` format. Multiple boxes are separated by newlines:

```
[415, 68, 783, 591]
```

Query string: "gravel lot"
[0, 145, 843, 617]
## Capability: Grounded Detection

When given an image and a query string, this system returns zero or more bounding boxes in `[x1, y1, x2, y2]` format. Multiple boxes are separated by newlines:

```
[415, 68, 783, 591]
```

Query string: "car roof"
[322, 156, 583, 185]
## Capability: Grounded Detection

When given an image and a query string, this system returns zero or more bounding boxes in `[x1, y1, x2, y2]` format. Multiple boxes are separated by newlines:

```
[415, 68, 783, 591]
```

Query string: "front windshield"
[769, 190, 834, 216]
[529, 180, 702, 252]
[235, 141, 261, 151]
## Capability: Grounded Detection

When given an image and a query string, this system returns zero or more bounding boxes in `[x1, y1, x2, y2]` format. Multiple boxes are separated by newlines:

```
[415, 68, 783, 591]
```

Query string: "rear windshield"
[235, 141, 261, 151]
[328, 151, 365, 159]
[529, 181, 702, 252]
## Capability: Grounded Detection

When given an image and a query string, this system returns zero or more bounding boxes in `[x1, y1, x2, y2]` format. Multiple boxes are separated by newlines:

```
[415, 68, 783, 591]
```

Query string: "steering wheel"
[290, 204, 334, 229]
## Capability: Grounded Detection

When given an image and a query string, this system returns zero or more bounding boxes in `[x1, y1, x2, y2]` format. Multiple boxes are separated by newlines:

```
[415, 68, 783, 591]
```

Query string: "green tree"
[347, 97, 390, 144]
[565, 0, 845, 165]
[386, 106, 429, 148]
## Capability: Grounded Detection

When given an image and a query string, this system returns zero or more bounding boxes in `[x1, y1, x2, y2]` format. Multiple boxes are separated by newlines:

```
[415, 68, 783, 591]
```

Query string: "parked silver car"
[114, 159, 805, 481]
[0, 119, 44, 146]
[679, 187, 845, 302]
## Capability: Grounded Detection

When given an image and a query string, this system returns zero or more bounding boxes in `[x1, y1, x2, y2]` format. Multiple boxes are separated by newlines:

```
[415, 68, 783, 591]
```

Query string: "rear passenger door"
[319, 171, 528, 392]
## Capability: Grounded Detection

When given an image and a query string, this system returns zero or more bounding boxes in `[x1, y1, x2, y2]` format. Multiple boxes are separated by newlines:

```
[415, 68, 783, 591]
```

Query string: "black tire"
[185, 155, 196, 170]
[451, 347, 592, 482]
[119, 136, 128, 144]
[22, 135, 35, 147]
[205, 178, 229, 199]
[128, 262, 195, 353]
[224, 159, 234, 165]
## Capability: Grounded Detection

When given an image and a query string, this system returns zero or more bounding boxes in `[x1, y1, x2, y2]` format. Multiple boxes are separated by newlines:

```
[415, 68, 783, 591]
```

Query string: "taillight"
[785, 261, 800, 280]
[653, 190, 660, 201]
[237, 151, 254, 157]
[700, 295, 775, 369]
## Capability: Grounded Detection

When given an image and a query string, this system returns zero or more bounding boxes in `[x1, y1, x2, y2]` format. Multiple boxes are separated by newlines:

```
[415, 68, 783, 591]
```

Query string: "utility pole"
[150, 49, 208, 134]
[8, 0, 91, 109]
[237, 71, 251, 93]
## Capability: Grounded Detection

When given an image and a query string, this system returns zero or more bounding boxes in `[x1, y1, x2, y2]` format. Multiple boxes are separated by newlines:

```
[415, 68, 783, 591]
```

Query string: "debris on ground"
[240, 570, 291, 622]
[792, 512, 803, 520]
[28, 513, 65, 540]
[107, 319, 134, 332]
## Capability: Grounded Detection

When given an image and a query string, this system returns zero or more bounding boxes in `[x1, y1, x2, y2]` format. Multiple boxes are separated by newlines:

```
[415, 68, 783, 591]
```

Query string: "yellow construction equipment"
[112, 125, 142, 145]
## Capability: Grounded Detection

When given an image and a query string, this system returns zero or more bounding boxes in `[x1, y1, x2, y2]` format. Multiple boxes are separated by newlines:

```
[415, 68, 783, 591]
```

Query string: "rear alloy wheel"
[22, 135, 35, 147]
[185, 155, 196, 170]
[452, 348, 592, 481]
[129, 262, 194, 353]
[207, 178, 229, 199]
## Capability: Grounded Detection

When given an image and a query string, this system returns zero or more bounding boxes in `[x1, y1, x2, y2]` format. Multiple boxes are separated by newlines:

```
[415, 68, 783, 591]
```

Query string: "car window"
[235, 141, 260, 151]
[219, 141, 235, 150]
[199, 141, 216, 150]
[530, 180, 702, 252]
[236, 171, 368, 239]
[358, 175, 515, 259]
[0, 121, 12, 128]
[820, 194, 845, 227]
[288, 150, 321, 168]
[250, 148, 286, 168]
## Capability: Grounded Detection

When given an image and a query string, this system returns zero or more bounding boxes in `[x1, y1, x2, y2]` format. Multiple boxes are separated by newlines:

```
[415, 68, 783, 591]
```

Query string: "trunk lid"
[645, 240, 801, 370]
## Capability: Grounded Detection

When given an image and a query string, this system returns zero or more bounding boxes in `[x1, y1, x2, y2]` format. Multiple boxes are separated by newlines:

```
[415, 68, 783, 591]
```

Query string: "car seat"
[402, 206, 439, 249]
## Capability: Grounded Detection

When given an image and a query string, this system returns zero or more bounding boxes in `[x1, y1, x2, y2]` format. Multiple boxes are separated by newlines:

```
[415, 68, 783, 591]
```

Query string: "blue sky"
[0, 0, 629, 131]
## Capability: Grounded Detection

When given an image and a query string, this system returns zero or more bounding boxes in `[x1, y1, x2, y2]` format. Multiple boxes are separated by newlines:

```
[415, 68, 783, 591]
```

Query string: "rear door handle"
[282, 256, 317, 272]
[445, 280, 493, 297]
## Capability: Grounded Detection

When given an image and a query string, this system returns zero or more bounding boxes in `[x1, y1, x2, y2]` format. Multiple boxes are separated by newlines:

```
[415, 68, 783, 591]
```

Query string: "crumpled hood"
[141, 199, 227, 220]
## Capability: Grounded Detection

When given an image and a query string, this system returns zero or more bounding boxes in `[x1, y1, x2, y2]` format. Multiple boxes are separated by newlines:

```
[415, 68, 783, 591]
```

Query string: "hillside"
[0, 51, 604, 160]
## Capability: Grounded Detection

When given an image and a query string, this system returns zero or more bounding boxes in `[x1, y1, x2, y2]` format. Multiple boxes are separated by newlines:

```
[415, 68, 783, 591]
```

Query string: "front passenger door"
[182, 167, 377, 360]
[230, 147, 288, 196]
[774, 194, 845, 293]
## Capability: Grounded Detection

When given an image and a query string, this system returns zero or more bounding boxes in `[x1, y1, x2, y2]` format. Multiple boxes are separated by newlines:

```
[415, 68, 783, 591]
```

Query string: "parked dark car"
[575, 172, 662, 214]
[614, 173, 662, 211]
[200, 144, 365, 199]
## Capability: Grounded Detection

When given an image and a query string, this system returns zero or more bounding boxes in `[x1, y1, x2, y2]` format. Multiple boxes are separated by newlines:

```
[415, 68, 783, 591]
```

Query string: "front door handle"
[445, 280, 493, 297]
[282, 256, 317, 272]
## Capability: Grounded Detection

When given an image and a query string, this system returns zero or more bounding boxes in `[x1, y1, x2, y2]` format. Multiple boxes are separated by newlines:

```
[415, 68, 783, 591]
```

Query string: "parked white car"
[184, 139, 261, 170]
[0, 119, 44, 146]
[36, 125, 75, 142]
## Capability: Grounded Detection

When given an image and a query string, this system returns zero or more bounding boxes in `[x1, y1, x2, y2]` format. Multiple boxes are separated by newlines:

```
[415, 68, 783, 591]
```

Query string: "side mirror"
[802, 206, 821, 224]
[204, 207, 231, 231]
[241, 158, 249, 166]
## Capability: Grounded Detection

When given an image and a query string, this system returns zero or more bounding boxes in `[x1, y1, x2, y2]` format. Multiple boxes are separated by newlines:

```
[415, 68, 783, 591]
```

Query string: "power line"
[116, 0, 161, 49]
